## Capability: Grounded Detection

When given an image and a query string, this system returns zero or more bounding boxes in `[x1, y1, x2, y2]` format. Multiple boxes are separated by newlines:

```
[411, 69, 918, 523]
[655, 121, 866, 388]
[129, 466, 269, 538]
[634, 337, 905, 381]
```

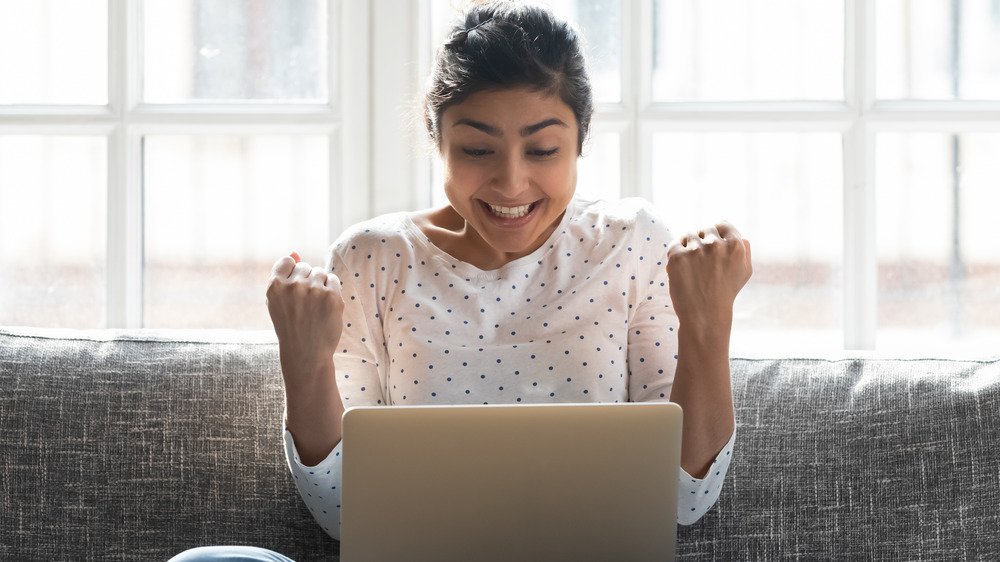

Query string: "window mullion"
[843, 0, 877, 349]
[370, 0, 420, 217]
[415, 0, 434, 208]
[338, 0, 371, 234]
[625, 0, 650, 201]
[106, 0, 143, 328]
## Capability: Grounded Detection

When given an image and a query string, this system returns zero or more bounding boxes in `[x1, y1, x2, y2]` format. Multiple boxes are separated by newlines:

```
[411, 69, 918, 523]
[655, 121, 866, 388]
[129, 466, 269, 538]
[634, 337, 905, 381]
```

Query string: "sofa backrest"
[679, 355, 1000, 559]
[2, 328, 998, 560]
[1, 328, 337, 561]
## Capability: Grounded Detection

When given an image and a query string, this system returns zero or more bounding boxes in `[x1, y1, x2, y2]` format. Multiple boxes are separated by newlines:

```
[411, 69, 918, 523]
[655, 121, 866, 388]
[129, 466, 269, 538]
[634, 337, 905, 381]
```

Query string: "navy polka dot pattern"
[283, 197, 736, 541]
[676, 428, 736, 525]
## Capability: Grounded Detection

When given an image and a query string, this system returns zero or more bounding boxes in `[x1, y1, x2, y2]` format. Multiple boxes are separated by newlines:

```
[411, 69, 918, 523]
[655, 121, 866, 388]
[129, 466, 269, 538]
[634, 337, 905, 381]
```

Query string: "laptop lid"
[340, 402, 682, 562]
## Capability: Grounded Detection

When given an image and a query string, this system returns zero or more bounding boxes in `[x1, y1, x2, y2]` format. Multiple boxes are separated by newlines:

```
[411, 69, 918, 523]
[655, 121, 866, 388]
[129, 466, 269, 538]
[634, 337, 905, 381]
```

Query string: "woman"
[172, 1, 750, 560]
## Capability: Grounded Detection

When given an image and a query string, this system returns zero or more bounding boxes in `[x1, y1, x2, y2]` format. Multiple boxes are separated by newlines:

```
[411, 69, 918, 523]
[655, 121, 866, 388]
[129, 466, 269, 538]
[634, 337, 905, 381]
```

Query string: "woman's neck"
[409, 205, 561, 271]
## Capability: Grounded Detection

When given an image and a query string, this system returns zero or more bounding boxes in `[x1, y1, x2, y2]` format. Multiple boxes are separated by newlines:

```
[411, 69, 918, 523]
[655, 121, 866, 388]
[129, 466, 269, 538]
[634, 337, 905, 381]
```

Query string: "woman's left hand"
[665, 221, 753, 334]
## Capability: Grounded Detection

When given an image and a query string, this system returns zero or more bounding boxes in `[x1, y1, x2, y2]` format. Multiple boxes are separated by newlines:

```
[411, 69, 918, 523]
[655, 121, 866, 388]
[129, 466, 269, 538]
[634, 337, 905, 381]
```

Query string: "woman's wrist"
[676, 308, 733, 351]
[281, 356, 338, 396]
[283, 359, 344, 466]
[279, 344, 335, 379]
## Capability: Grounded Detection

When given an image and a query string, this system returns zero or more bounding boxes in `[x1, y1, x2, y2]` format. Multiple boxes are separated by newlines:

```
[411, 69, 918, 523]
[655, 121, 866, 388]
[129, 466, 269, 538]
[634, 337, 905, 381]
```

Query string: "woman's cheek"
[541, 159, 576, 193]
[444, 163, 487, 195]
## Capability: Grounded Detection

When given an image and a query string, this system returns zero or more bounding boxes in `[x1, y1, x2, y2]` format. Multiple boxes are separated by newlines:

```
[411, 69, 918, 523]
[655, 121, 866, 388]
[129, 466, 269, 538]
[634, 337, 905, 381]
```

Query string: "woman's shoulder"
[570, 197, 671, 240]
[327, 211, 413, 265]
[569, 198, 673, 277]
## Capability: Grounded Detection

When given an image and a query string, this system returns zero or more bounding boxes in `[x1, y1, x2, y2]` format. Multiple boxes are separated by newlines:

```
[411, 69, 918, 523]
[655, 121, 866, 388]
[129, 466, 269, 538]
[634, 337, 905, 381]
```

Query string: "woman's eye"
[461, 147, 559, 158]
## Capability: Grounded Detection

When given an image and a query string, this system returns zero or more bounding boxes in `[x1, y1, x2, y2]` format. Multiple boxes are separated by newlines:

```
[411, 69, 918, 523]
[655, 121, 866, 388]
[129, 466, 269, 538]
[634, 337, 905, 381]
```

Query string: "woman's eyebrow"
[454, 119, 502, 136]
[453, 118, 568, 137]
[521, 118, 568, 136]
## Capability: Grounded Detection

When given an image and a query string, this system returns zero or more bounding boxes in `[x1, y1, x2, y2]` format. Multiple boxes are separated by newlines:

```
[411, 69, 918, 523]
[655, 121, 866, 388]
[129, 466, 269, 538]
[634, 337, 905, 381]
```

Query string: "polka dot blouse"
[283, 197, 737, 540]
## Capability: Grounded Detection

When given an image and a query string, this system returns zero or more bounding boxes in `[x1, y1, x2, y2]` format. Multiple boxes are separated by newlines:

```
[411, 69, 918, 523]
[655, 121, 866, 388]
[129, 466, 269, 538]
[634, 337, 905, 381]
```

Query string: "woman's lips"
[479, 199, 542, 228]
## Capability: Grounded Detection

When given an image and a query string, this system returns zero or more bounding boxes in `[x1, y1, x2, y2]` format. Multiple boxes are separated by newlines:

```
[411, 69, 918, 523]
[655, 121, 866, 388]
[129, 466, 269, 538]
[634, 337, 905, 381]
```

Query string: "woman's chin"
[462, 197, 567, 261]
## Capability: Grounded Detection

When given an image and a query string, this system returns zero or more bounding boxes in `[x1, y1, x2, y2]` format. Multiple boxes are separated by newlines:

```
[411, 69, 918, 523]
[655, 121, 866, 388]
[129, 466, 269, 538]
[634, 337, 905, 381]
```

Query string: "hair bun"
[446, 16, 492, 51]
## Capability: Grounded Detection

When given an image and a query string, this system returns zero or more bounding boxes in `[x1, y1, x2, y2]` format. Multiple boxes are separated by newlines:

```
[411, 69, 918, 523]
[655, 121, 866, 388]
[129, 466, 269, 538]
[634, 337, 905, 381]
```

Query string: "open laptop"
[339, 402, 683, 562]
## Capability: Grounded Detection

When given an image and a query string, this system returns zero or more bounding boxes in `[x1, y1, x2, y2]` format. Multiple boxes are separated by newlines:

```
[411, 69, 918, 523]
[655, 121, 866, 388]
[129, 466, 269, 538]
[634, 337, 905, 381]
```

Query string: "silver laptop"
[340, 402, 683, 562]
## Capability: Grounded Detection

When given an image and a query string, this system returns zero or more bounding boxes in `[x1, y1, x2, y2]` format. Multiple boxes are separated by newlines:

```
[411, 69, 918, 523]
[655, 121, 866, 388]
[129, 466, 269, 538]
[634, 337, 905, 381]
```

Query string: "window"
[2, 0, 998, 357]
[645, 0, 848, 354]
[0, 0, 367, 330]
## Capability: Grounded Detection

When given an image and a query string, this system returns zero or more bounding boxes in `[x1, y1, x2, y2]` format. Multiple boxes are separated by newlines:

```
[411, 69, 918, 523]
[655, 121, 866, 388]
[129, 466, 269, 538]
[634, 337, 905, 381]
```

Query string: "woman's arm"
[283, 356, 345, 466]
[665, 222, 751, 478]
[266, 252, 348, 466]
[669, 318, 736, 478]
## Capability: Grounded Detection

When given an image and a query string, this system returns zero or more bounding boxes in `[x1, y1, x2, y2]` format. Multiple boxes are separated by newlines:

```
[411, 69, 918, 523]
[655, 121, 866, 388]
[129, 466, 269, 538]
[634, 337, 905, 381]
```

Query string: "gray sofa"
[2, 326, 998, 561]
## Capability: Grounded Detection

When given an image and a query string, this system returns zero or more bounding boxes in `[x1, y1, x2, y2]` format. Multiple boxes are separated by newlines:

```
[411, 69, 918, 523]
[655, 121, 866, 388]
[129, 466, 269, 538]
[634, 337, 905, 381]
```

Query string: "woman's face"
[439, 86, 578, 260]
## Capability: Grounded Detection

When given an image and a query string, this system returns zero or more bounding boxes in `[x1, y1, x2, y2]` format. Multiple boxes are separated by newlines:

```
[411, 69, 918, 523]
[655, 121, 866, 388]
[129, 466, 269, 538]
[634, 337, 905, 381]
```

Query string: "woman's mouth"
[486, 201, 535, 218]
[479, 199, 542, 227]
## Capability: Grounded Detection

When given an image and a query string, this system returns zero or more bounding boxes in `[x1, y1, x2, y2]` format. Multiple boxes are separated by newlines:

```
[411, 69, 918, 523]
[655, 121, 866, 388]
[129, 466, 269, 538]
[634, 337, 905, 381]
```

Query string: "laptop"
[339, 402, 683, 562]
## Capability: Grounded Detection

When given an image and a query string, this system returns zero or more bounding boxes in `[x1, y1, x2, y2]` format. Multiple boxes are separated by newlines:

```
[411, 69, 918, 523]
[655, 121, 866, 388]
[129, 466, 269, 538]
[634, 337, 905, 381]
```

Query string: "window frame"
[641, 0, 1000, 351]
[0, 0, 369, 329]
[3, 0, 1000, 349]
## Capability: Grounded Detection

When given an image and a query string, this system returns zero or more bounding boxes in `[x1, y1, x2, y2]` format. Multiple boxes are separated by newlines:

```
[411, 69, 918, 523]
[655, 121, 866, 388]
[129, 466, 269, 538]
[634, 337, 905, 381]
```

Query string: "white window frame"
[629, 0, 1000, 351]
[4, 0, 1000, 348]
[0, 0, 370, 329]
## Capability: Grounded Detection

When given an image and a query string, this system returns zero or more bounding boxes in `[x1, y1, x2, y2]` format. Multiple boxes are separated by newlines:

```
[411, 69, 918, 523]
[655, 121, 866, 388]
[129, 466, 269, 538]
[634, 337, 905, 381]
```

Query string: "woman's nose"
[492, 153, 530, 197]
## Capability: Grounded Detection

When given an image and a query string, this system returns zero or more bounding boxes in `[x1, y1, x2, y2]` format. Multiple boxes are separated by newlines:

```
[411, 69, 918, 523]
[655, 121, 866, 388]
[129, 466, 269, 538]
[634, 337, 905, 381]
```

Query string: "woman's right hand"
[265, 253, 345, 377]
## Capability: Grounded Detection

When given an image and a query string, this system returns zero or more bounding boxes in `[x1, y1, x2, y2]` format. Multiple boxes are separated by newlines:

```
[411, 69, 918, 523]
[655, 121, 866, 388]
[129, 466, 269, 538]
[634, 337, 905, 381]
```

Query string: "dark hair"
[423, 1, 594, 155]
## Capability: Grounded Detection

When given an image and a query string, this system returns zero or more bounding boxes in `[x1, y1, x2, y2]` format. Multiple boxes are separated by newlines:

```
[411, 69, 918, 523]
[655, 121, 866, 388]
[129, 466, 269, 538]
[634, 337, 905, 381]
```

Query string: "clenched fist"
[666, 221, 753, 333]
[266, 252, 346, 374]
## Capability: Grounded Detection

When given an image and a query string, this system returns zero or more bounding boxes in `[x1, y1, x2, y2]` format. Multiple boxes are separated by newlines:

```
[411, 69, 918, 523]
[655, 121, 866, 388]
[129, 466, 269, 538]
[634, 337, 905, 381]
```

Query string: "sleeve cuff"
[677, 426, 736, 525]
[283, 428, 344, 541]
[283, 427, 343, 472]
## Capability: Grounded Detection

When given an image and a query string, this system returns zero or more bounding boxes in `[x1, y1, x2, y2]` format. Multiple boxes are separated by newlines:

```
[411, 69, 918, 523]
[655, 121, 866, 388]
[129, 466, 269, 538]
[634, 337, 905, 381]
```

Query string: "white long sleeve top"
[283, 197, 737, 541]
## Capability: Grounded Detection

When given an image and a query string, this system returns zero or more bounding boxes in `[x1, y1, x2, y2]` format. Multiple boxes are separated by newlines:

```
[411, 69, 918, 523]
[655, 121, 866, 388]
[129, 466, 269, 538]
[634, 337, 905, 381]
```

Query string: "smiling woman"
[276, 0, 743, 540]
[172, 1, 746, 559]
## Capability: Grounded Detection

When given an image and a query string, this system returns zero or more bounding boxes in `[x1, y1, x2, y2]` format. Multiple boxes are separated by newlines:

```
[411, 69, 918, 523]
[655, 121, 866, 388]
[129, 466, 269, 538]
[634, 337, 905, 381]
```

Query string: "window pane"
[428, 0, 621, 103]
[142, 0, 328, 103]
[877, 0, 1000, 100]
[876, 133, 1000, 354]
[577, 131, 620, 201]
[143, 135, 330, 328]
[0, 0, 107, 104]
[652, 132, 843, 353]
[652, 0, 844, 102]
[0, 136, 107, 327]
[548, 0, 621, 103]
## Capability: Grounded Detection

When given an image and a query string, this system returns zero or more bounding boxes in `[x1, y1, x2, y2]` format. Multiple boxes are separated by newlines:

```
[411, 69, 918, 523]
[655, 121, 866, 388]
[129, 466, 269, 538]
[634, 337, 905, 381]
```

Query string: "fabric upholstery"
[1, 327, 998, 560]
[0, 328, 338, 561]
[678, 356, 1000, 559]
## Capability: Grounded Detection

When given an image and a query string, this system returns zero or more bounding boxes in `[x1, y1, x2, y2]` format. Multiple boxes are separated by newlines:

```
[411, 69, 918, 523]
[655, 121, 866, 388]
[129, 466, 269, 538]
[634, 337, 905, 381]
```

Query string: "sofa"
[1, 326, 998, 561]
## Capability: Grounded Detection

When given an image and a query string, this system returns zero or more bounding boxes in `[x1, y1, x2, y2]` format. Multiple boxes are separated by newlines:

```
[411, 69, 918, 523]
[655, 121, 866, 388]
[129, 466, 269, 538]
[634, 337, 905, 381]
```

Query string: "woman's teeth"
[487, 202, 533, 219]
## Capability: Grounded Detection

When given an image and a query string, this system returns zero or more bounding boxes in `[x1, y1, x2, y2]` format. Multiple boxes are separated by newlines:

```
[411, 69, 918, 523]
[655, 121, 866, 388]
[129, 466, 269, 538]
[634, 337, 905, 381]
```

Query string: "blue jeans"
[168, 546, 296, 562]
